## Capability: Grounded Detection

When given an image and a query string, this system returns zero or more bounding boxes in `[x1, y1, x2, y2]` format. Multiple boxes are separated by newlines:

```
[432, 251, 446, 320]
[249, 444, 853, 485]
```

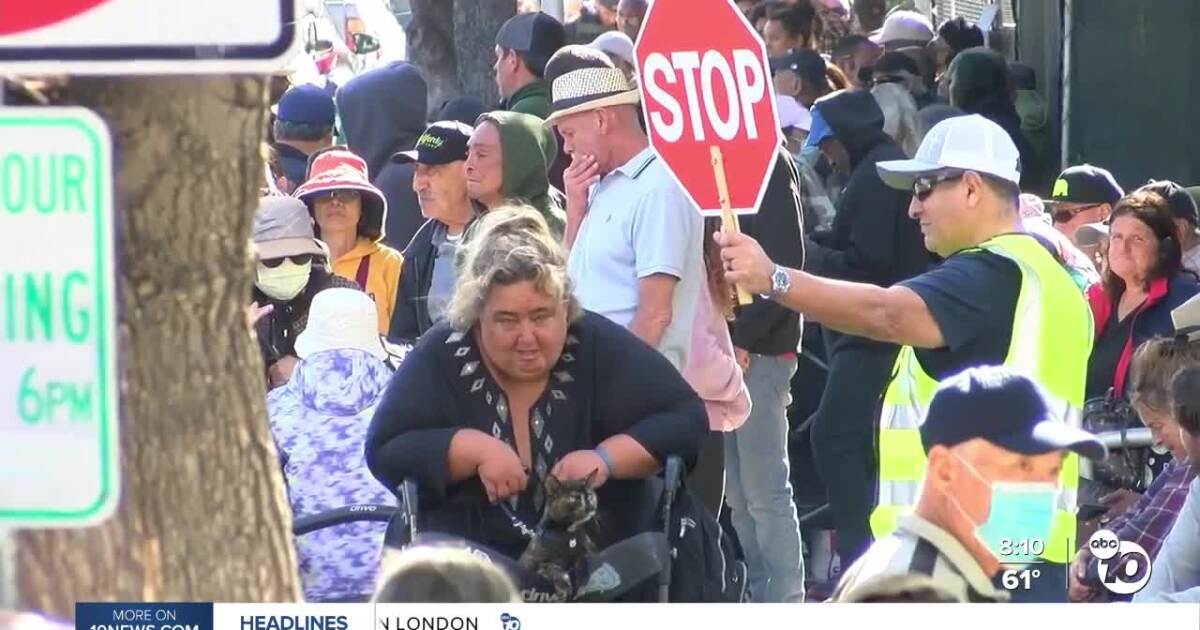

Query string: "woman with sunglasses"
[295, 147, 404, 335]
[250, 196, 362, 389]
[1084, 190, 1200, 402]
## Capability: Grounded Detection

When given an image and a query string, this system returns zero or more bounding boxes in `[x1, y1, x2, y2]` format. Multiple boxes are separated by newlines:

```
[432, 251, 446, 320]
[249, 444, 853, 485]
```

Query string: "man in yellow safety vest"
[715, 114, 1093, 601]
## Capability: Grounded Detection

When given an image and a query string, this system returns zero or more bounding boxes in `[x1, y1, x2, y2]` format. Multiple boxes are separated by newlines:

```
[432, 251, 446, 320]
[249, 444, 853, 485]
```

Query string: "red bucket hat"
[294, 149, 389, 242]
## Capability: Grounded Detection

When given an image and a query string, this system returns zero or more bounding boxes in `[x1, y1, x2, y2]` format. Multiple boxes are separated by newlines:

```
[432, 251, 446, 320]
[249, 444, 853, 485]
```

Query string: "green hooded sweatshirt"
[505, 80, 552, 119]
[477, 111, 566, 238]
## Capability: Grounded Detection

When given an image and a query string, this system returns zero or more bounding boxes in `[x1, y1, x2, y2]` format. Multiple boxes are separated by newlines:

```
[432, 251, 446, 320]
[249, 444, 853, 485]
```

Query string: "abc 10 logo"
[1088, 529, 1153, 595]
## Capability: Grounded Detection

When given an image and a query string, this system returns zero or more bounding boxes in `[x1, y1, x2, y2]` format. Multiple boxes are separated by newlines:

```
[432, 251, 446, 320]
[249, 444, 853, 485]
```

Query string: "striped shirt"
[831, 514, 1011, 603]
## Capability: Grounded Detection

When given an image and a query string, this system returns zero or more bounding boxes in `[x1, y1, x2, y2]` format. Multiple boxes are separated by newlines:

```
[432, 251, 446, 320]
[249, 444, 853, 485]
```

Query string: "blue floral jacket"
[268, 348, 396, 601]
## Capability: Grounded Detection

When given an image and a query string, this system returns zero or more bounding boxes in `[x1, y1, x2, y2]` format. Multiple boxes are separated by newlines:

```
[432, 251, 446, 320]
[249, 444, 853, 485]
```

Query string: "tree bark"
[408, 0, 460, 114]
[13, 76, 301, 616]
[453, 0, 517, 108]
[408, 0, 516, 114]
[856, 0, 888, 33]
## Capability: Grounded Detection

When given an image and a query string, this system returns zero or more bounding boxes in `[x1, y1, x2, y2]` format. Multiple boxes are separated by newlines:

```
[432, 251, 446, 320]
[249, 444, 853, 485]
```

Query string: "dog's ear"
[583, 469, 598, 487]
[544, 474, 561, 494]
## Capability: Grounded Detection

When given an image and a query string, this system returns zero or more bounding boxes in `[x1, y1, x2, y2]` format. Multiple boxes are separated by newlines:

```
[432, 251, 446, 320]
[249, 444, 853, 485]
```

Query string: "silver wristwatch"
[760, 265, 791, 300]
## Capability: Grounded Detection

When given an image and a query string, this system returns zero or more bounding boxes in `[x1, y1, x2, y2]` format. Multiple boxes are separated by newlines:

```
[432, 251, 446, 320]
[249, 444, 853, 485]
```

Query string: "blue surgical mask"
[952, 455, 1058, 564]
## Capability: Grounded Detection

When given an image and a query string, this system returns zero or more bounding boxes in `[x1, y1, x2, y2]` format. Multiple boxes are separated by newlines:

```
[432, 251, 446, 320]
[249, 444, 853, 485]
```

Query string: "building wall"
[1067, 0, 1200, 188]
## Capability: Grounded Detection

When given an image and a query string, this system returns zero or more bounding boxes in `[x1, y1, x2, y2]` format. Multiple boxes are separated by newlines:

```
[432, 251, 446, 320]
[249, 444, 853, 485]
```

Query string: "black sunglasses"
[260, 254, 315, 268]
[1051, 203, 1103, 224]
[913, 171, 965, 201]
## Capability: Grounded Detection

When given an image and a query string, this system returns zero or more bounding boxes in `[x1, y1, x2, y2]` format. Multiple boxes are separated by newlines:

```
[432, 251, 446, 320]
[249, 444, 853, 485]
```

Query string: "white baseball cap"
[876, 114, 1022, 191]
[294, 288, 388, 360]
[869, 10, 935, 47]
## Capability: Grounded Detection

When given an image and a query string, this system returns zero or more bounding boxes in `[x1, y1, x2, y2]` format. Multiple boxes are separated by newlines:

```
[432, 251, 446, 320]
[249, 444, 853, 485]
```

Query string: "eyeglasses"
[316, 189, 361, 205]
[913, 171, 965, 201]
[1051, 203, 1103, 224]
[260, 254, 315, 268]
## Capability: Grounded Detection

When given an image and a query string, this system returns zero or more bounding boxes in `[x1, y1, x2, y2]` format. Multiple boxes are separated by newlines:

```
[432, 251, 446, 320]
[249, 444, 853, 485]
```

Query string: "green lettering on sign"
[1, 108, 117, 527]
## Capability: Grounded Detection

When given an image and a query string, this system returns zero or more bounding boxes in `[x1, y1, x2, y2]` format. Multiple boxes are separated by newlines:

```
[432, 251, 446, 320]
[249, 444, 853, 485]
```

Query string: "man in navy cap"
[271, 84, 337, 193]
[1047, 164, 1124, 242]
[494, 11, 566, 119]
[831, 366, 1107, 603]
[388, 121, 475, 343]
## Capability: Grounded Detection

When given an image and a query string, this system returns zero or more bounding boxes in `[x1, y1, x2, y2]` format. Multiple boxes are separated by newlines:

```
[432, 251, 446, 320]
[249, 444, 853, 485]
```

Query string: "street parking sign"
[0, 0, 298, 74]
[0, 108, 119, 527]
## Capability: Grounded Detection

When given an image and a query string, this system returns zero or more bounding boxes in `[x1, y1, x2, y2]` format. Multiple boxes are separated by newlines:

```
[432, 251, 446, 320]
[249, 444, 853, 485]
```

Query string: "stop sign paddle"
[635, 0, 782, 304]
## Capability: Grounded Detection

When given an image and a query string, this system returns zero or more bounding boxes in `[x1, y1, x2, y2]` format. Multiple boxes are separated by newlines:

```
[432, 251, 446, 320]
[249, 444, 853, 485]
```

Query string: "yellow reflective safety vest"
[869, 233, 1094, 564]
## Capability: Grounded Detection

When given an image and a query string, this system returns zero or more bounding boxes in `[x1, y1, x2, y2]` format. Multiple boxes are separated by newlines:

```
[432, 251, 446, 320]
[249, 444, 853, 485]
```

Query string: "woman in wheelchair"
[365, 205, 708, 562]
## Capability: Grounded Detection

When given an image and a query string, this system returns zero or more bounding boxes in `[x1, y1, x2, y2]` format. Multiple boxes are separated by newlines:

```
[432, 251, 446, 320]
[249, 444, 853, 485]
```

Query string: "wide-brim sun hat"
[293, 148, 389, 241]
[542, 45, 640, 125]
[294, 287, 388, 360]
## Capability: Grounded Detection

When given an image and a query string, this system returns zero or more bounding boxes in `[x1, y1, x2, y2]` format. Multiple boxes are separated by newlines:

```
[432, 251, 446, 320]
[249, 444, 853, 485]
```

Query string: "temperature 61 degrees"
[1001, 568, 1042, 591]
[17, 366, 94, 425]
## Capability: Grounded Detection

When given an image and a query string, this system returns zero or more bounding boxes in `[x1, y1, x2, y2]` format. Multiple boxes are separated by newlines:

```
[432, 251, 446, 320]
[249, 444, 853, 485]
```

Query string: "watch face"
[774, 268, 789, 292]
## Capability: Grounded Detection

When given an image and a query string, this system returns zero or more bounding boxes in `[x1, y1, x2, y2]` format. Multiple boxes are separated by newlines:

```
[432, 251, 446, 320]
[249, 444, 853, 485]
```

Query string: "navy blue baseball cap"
[276, 84, 337, 126]
[921, 366, 1107, 460]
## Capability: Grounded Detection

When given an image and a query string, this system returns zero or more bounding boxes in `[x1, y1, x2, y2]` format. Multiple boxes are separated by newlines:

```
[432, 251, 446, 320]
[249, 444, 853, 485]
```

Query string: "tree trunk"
[13, 76, 301, 616]
[408, 0, 460, 114]
[453, 0, 517, 108]
[408, 0, 516, 114]
[856, 0, 888, 33]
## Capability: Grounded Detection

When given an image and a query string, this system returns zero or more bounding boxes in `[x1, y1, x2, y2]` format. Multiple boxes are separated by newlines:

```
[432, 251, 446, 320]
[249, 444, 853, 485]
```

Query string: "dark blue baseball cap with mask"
[921, 366, 1107, 460]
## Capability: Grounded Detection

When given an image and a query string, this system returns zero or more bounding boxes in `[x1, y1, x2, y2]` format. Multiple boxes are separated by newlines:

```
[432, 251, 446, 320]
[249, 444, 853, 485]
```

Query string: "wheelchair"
[293, 456, 747, 603]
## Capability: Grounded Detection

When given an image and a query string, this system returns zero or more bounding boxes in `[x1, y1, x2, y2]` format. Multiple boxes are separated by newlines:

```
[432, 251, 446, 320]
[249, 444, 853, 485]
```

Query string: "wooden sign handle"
[710, 146, 754, 306]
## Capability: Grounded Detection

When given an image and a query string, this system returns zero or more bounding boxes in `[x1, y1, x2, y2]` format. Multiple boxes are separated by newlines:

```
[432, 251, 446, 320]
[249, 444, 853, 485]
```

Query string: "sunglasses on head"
[317, 189, 361, 204]
[913, 171, 965, 201]
[1051, 203, 1103, 224]
[260, 253, 315, 268]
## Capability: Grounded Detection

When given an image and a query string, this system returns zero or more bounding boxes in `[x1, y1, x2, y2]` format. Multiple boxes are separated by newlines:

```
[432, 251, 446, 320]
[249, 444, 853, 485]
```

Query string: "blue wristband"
[594, 445, 617, 477]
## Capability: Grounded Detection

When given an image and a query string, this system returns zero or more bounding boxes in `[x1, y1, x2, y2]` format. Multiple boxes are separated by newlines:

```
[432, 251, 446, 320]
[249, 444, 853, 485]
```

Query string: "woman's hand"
[477, 439, 528, 504]
[1100, 488, 1140, 522]
[552, 450, 610, 488]
[1068, 548, 1098, 602]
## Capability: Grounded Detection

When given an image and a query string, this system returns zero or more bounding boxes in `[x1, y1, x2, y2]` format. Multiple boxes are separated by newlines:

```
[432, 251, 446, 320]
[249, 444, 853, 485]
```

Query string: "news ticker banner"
[74, 602, 1200, 630]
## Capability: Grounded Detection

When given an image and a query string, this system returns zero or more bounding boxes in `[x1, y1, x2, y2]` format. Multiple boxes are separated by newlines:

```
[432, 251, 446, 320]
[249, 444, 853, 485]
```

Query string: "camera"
[1081, 390, 1152, 494]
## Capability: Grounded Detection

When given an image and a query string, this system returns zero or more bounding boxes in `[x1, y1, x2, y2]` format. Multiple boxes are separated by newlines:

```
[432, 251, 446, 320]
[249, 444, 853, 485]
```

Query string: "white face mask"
[256, 259, 312, 301]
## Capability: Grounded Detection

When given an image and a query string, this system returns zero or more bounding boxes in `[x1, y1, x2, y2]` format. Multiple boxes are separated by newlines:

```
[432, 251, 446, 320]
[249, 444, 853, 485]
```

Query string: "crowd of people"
[247, 0, 1200, 605]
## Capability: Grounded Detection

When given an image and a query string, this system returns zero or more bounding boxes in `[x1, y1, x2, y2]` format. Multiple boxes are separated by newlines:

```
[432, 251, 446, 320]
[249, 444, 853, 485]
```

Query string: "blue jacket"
[1088, 273, 1200, 396]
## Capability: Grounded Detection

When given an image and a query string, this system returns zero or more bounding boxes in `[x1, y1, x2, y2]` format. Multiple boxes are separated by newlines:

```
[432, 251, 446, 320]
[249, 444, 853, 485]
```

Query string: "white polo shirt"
[567, 147, 703, 371]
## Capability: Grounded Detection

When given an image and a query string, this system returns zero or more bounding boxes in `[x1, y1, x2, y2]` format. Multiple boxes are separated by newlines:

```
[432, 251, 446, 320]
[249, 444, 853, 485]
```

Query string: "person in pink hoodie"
[683, 219, 752, 515]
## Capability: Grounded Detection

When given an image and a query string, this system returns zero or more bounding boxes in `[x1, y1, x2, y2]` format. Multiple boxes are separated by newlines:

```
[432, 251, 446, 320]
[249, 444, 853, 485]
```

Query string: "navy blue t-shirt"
[901, 249, 1023, 380]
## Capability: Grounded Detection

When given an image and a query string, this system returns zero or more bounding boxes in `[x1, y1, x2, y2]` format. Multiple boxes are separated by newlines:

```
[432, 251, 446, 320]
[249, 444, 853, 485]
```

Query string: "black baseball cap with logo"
[392, 121, 472, 166]
[1048, 164, 1124, 206]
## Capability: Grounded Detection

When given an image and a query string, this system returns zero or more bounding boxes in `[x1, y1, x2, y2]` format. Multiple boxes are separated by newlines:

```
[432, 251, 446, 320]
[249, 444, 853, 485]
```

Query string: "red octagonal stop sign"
[0, 0, 113, 36]
[635, 0, 782, 216]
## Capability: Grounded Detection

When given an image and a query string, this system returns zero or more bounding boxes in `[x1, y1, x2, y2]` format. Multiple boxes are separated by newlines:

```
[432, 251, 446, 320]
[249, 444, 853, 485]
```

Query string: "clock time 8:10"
[999, 538, 1045, 557]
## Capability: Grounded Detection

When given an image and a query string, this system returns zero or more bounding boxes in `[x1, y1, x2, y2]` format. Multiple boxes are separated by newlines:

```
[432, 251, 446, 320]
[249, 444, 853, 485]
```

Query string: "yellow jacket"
[332, 237, 403, 334]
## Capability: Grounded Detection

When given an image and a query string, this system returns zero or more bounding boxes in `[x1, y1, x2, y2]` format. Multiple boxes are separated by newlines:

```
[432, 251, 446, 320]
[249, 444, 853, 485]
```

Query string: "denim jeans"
[725, 353, 805, 602]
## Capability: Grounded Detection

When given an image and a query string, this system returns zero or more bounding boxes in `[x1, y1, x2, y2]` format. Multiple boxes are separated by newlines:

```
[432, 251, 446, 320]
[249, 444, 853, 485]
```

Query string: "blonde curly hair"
[447, 204, 583, 332]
